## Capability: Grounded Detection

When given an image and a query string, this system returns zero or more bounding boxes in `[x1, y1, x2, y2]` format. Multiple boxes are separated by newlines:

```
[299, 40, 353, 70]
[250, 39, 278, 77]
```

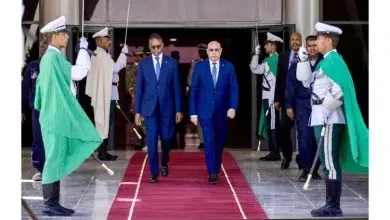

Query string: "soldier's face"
[52, 32, 69, 48]
[264, 42, 275, 54]
[100, 37, 111, 50]
[149, 39, 164, 56]
[315, 35, 330, 55]
[135, 54, 143, 62]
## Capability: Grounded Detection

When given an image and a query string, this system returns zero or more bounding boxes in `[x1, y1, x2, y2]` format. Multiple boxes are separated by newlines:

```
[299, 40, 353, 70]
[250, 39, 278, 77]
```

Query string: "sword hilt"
[75, 41, 97, 56]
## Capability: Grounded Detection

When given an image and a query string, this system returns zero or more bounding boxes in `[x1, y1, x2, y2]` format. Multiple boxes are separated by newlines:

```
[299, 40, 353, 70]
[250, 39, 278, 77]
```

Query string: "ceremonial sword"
[303, 124, 326, 190]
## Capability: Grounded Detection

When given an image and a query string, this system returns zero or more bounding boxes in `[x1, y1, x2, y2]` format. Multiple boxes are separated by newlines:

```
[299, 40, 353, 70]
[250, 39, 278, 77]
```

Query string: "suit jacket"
[134, 55, 182, 117]
[189, 59, 239, 119]
[274, 49, 292, 106]
[284, 55, 324, 109]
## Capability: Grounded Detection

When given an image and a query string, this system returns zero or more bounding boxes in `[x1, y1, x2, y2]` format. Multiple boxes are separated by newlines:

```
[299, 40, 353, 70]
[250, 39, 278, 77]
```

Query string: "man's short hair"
[306, 35, 317, 42]
[149, 33, 163, 42]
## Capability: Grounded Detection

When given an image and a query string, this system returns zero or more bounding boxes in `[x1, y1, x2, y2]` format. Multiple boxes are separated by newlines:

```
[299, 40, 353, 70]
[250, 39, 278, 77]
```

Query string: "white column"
[39, 0, 80, 55]
[285, 0, 319, 40]
[40, 0, 80, 26]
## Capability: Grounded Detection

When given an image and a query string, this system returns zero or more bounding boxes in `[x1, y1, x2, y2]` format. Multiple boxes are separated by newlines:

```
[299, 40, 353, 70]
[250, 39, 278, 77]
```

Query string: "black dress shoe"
[208, 174, 218, 184]
[161, 165, 169, 176]
[298, 170, 309, 182]
[149, 174, 158, 183]
[98, 153, 117, 161]
[281, 158, 291, 169]
[106, 152, 118, 159]
[42, 204, 73, 216]
[312, 172, 322, 180]
[259, 153, 281, 161]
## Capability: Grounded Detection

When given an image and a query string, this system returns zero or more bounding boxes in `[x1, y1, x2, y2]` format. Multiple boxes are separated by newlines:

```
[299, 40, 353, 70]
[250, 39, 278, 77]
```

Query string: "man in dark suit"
[134, 33, 183, 183]
[284, 35, 323, 181]
[271, 32, 302, 169]
[189, 41, 239, 184]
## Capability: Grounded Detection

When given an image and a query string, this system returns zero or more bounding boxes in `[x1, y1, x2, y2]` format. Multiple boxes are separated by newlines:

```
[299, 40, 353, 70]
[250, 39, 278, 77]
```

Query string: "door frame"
[250, 24, 295, 150]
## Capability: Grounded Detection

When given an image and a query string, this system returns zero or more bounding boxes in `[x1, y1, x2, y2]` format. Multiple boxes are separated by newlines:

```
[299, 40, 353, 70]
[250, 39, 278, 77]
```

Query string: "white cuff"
[190, 115, 198, 118]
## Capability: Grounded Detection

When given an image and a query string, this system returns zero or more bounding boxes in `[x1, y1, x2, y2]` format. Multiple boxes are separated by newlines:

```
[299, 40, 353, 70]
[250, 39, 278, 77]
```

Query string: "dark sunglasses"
[150, 44, 162, 50]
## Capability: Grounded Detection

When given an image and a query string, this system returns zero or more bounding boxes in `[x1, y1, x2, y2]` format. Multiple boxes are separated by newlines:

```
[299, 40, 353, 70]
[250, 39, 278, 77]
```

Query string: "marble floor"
[21, 146, 369, 220]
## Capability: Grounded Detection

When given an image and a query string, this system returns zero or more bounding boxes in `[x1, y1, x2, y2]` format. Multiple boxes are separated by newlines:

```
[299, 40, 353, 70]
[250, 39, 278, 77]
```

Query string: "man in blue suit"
[189, 41, 239, 184]
[285, 35, 323, 182]
[134, 33, 183, 183]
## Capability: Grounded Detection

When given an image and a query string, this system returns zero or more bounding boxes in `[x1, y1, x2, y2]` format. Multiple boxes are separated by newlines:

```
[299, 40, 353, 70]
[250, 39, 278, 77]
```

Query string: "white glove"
[79, 37, 88, 49]
[122, 45, 129, 54]
[255, 45, 261, 55]
[298, 47, 308, 62]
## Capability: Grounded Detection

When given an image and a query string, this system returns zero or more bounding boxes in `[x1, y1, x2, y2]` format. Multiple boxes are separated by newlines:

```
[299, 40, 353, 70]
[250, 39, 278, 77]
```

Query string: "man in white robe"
[86, 27, 128, 161]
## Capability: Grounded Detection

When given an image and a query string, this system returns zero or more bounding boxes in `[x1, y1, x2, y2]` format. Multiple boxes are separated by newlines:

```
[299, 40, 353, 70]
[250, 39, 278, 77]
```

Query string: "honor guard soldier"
[125, 46, 147, 150]
[249, 33, 283, 160]
[85, 27, 129, 161]
[298, 22, 369, 217]
[35, 16, 102, 216]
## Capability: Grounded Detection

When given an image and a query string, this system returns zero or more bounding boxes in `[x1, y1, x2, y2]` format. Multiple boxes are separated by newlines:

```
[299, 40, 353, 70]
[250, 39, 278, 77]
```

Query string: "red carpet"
[106, 152, 268, 220]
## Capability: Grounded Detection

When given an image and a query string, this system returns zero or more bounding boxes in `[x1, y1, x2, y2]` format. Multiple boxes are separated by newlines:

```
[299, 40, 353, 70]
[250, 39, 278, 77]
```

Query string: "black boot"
[298, 169, 309, 182]
[42, 181, 74, 216]
[97, 140, 117, 161]
[311, 179, 343, 217]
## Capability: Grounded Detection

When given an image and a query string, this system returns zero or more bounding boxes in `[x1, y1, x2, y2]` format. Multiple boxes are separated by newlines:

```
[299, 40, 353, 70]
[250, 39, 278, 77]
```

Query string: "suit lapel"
[205, 60, 213, 87]
[158, 55, 168, 84]
[216, 59, 225, 88]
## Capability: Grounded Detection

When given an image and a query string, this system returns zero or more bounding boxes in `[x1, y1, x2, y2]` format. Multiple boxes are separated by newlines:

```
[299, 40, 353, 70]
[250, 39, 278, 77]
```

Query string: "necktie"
[155, 56, 160, 80]
[212, 63, 217, 86]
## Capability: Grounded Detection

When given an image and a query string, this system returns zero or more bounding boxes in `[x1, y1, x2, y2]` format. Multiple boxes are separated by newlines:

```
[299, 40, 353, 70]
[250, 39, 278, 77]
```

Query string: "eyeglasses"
[150, 44, 162, 50]
[208, 48, 220, 52]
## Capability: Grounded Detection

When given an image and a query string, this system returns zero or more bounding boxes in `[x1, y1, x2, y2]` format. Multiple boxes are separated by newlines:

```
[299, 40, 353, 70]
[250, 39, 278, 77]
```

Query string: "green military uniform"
[188, 43, 207, 148]
[125, 46, 147, 148]
[125, 46, 144, 91]
[303, 22, 368, 218]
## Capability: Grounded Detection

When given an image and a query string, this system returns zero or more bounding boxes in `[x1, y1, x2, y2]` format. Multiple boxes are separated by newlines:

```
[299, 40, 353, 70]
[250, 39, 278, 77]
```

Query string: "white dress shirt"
[152, 54, 163, 73]
[209, 59, 220, 81]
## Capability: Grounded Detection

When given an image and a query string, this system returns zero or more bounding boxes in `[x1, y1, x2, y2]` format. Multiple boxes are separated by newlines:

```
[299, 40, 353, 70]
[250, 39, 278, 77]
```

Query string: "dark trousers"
[172, 120, 186, 148]
[274, 106, 294, 160]
[199, 111, 228, 175]
[98, 100, 116, 154]
[296, 99, 320, 171]
[144, 102, 174, 175]
[31, 109, 45, 172]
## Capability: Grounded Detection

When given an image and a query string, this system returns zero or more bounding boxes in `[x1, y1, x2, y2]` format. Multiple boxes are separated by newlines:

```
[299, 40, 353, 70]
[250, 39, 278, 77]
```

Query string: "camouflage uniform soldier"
[187, 43, 208, 149]
[126, 46, 144, 95]
[125, 46, 147, 150]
